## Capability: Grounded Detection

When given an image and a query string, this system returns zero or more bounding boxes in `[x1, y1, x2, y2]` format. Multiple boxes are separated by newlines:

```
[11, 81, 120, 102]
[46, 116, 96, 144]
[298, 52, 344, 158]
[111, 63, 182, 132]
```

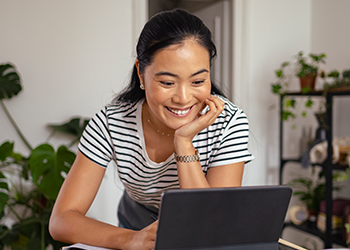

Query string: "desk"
[278, 238, 307, 250]
[62, 239, 306, 250]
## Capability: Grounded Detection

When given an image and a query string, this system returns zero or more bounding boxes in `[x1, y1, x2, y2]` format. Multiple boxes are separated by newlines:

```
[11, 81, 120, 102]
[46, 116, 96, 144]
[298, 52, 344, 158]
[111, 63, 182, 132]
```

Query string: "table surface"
[278, 238, 307, 250]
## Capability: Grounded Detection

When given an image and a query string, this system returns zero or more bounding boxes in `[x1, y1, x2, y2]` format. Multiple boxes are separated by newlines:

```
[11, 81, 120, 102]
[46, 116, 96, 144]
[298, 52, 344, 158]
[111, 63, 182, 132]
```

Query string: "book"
[62, 243, 113, 250]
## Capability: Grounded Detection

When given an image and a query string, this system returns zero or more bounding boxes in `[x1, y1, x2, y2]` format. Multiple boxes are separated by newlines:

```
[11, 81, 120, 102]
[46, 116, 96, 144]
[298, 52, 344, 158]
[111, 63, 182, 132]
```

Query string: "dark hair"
[114, 8, 225, 103]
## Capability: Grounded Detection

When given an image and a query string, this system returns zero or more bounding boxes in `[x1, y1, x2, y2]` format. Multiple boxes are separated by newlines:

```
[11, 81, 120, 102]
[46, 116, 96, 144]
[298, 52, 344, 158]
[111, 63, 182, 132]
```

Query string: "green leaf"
[0, 64, 22, 100]
[302, 111, 307, 117]
[305, 99, 313, 108]
[0, 141, 14, 161]
[271, 83, 282, 94]
[301, 86, 311, 93]
[275, 69, 283, 78]
[327, 70, 340, 78]
[282, 111, 295, 121]
[281, 62, 289, 68]
[342, 69, 350, 78]
[0, 225, 16, 246]
[285, 99, 295, 108]
[29, 144, 76, 200]
[48, 117, 90, 139]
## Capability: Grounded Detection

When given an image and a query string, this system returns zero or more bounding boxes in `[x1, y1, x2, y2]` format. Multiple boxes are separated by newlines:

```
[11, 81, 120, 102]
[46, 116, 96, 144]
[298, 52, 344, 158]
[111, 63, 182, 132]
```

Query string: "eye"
[193, 80, 205, 85]
[160, 81, 174, 86]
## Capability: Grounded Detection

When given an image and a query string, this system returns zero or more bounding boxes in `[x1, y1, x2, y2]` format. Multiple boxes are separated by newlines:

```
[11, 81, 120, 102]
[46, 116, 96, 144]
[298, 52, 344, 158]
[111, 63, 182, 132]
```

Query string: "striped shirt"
[78, 96, 254, 208]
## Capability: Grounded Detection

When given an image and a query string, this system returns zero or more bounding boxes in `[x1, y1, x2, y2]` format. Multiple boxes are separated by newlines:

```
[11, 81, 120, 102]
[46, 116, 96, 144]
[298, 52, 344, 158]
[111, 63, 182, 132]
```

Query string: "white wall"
[234, 0, 312, 186]
[0, 0, 147, 226]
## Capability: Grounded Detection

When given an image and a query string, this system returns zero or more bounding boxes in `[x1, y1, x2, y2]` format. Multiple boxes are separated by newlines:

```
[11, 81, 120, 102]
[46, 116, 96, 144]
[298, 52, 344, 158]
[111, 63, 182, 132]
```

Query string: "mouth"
[166, 106, 193, 116]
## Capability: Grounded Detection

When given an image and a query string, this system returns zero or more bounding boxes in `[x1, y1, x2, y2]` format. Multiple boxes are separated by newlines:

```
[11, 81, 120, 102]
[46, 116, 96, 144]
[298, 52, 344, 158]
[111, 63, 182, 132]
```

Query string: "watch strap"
[174, 149, 200, 162]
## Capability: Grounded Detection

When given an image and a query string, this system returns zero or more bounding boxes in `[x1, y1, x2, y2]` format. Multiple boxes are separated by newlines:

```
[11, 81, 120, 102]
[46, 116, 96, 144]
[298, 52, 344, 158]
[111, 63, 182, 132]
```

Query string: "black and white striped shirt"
[78, 96, 254, 208]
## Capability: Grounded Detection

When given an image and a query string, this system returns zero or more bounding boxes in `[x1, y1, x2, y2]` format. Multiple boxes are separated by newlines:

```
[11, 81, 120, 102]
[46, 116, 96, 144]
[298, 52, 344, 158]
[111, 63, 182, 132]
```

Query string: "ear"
[135, 59, 143, 85]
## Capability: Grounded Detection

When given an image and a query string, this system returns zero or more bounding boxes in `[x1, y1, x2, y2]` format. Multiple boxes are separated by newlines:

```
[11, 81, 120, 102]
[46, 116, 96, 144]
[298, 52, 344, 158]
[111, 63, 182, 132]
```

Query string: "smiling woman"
[49, 8, 254, 250]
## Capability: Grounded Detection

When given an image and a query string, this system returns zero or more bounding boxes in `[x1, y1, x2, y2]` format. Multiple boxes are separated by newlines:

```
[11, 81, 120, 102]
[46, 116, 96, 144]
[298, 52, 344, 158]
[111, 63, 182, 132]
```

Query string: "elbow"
[49, 212, 72, 243]
[49, 214, 61, 241]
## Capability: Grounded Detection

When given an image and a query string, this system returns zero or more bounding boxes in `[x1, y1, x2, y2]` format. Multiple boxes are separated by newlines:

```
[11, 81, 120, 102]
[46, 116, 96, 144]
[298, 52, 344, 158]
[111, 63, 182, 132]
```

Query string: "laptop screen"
[155, 185, 292, 250]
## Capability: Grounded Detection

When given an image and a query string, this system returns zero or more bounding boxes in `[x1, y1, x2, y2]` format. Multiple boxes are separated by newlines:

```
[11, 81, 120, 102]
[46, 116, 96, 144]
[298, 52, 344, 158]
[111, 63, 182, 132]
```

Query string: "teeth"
[169, 107, 190, 115]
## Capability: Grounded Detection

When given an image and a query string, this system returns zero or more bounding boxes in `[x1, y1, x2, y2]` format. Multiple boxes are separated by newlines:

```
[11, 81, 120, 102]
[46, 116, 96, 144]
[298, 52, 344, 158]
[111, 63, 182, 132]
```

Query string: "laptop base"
[156, 242, 279, 250]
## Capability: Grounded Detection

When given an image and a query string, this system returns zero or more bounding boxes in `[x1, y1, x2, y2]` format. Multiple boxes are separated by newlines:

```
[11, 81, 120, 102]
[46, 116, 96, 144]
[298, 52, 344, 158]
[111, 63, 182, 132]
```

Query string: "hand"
[124, 220, 158, 250]
[174, 95, 225, 150]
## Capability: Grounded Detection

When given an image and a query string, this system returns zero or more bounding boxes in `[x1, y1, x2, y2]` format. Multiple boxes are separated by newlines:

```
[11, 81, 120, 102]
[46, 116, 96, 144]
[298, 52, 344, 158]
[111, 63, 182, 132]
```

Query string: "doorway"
[148, 0, 233, 100]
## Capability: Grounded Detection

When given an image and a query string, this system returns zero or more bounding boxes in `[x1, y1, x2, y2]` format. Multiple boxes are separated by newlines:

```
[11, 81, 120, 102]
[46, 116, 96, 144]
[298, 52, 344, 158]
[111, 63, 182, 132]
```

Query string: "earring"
[140, 84, 145, 90]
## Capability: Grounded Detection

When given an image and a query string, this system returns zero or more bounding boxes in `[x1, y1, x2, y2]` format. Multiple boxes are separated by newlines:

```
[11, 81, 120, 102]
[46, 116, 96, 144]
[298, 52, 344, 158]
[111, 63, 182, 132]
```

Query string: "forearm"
[175, 141, 210, 189]
[174, 139, 245, 189]
[49, 209, 132, 249]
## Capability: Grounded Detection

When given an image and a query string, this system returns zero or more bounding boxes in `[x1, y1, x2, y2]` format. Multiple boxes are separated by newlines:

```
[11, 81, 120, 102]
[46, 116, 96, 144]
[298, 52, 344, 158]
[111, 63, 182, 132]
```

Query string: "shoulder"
[215, 95, 248, 125]
[104, 100, 141, 118]
[86, 100, 142, 133]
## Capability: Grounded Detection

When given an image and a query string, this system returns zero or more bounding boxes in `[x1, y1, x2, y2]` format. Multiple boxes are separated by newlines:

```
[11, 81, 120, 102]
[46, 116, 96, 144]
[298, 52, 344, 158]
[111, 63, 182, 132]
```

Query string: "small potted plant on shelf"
[271, 51, 326, 121]
[287, 169, 344, 226]
[322, 69, 350, 94]
[313, 68, 350, 130]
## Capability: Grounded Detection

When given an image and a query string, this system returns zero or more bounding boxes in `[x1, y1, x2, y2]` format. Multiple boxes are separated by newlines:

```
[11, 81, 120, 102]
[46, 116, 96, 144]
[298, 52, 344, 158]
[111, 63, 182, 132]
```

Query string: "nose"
[172, 84, 192, 104]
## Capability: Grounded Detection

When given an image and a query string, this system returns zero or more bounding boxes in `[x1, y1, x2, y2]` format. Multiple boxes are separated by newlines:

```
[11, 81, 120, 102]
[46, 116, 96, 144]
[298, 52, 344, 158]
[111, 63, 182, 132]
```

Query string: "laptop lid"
[155, 185, 292, 250]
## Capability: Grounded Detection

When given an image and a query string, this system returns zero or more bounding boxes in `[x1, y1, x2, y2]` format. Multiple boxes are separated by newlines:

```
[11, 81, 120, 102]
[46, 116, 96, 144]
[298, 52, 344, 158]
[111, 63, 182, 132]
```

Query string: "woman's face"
[138, 39, 212, 131]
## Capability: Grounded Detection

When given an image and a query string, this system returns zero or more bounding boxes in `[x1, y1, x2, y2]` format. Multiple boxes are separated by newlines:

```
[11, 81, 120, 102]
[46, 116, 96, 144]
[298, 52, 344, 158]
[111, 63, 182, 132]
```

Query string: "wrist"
[174, 149, 200, 163]
[174, 139, 195, 155]
[118, 228, 136, 249]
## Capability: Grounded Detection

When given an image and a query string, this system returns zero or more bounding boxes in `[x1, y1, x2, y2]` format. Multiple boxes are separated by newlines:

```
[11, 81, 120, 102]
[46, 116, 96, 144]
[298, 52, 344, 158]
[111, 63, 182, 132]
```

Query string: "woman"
[49, 9, 254, 250]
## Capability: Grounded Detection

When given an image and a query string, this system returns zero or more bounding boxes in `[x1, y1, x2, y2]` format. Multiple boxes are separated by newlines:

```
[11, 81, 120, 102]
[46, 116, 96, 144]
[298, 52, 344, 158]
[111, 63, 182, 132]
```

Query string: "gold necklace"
[145, 103, 173, 137]
[147, 118, 173, 137]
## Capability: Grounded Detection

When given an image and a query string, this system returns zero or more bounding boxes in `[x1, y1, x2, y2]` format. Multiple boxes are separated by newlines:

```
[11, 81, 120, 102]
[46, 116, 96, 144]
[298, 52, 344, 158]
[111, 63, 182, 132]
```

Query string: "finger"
[208, 95, 225, 112]
[205, 97, 217, 114]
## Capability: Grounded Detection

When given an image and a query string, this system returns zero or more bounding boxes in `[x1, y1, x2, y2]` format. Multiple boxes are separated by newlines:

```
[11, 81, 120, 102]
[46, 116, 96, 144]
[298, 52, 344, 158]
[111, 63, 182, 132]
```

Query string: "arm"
[49, 151, 157, 250]
[174, 95, 245, 189]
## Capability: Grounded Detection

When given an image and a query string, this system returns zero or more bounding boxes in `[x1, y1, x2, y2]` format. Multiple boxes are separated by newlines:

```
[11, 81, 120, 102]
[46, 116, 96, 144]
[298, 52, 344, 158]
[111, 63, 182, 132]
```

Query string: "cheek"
[197, 85, 212, 101]
[145, 86, 168, 107]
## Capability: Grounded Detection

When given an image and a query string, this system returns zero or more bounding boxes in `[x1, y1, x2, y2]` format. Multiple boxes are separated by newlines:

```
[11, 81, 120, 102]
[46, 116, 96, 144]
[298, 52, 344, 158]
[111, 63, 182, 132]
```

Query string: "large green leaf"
[48, 117, 90, 139]
[0, 64, 22, 100]
[0, 224, 16, 247]
[0, 141, 14, 162]
[29, 144, 76, 200]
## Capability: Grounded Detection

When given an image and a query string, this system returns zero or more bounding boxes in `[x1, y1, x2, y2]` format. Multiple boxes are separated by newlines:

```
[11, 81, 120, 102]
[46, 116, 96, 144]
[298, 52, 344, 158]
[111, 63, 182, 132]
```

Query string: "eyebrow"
[155, 69, 209, 78]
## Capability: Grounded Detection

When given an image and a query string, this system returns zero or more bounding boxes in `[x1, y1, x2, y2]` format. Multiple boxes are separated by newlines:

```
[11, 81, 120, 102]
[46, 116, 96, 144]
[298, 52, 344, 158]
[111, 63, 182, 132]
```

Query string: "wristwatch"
[174, 149, 200, 162]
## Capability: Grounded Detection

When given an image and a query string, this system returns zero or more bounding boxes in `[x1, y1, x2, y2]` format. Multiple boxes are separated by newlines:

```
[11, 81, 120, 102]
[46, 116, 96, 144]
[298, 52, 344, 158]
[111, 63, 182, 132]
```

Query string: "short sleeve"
[78, 108, 114, 168]
[209, 106, 254, 167]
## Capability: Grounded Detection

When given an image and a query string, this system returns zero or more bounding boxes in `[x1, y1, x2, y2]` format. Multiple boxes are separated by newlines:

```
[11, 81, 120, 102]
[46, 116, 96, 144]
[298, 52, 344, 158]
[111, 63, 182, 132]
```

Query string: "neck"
[143, 101, 175, 137]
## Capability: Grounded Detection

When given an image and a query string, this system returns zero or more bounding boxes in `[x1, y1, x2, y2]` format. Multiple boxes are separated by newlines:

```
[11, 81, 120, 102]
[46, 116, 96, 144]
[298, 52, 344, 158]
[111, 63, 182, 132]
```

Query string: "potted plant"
[288, 169, 345, 224]
[312, 68, 350, 131]
[271, 51, 326, 121]
[0, 63, 89, 250]
[322, 69, 350, 94]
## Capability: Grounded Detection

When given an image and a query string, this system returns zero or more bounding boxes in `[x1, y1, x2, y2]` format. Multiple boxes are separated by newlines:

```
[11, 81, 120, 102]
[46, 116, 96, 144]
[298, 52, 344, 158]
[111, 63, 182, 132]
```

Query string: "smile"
[167, 106, 192, 116]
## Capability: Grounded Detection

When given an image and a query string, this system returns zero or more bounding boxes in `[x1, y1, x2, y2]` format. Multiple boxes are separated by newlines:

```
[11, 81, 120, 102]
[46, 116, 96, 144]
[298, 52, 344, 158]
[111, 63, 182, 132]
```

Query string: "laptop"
[155, 185, 292, 250]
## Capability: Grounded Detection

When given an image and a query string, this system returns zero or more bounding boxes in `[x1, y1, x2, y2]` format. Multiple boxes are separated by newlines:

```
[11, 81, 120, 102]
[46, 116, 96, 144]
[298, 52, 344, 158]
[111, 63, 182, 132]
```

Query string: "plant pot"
[307, 209, 318, 228]
[299, 74, 317, 91]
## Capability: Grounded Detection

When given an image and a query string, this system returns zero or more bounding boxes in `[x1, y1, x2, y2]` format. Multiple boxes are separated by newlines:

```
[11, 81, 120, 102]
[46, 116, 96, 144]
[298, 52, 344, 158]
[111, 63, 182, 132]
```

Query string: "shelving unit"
[279, 88, 350, 248]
